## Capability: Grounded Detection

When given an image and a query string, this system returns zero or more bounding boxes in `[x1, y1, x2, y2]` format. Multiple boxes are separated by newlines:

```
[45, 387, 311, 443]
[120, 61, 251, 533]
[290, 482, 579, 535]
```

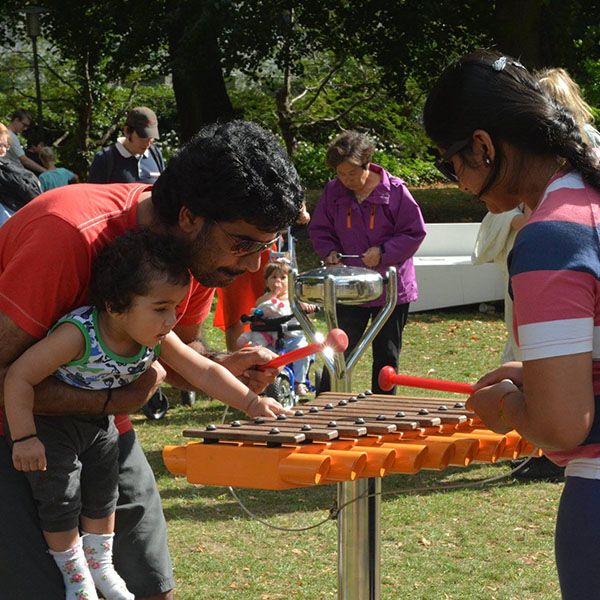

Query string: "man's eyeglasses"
[435, 138, 471, 182]
[213, 221, 280, 256]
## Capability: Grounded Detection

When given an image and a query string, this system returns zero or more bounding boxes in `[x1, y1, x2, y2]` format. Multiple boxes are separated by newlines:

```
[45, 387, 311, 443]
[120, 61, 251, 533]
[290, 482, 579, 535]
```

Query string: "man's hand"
[217, 346, 280, 394]
[361, 246, 381, 268]
[12, 436, 47, 472]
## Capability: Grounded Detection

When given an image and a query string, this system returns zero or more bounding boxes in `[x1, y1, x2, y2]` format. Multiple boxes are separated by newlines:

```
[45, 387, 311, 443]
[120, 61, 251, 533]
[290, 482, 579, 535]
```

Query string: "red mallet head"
[258, 328, 348, 371]
[325, 328, 348, 353]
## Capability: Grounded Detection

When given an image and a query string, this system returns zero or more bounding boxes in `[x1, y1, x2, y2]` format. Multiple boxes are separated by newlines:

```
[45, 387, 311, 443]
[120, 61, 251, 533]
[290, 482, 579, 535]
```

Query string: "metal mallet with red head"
[258, 328, 349, 371]
[378, 366, 474, 395]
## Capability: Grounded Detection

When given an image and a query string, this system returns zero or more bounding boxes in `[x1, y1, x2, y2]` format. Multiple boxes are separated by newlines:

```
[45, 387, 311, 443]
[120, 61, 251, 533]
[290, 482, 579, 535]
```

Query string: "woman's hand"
[245, 395, 293, 418]
[466, 378, 519, 434]
[325, 251, 341, 266]
[361, 246, 382, 268]
[472, 361, 523, 391]
[12, 436, 47, 472]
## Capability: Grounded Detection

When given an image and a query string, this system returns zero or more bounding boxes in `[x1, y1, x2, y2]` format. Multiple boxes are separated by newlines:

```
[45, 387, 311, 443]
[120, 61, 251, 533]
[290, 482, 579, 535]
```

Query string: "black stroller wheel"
[265, 375, 295, 409]
[142, 389, 169, 420]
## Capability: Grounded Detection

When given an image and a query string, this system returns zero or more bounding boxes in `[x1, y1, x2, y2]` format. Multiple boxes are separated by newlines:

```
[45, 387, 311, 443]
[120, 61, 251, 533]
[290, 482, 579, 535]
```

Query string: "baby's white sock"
[49, 542, 98, 600]
[81, 532, 134, 600]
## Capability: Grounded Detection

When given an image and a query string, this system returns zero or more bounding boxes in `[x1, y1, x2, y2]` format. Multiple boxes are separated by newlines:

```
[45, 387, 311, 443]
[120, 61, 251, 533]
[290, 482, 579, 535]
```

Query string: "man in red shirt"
[0, 120, 304, 599]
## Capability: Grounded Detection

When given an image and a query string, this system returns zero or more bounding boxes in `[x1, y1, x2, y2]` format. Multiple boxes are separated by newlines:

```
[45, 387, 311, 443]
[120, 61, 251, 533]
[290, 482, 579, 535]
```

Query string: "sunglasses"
[213, 221, 280, 256]
[435, 138, 471, 182]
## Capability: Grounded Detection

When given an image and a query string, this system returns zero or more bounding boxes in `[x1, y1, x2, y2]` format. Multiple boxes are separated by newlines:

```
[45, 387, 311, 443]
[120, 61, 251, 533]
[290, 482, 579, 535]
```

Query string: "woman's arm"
[379, 186, 426, 267]
[307, 185, 342, 260]
[468, 352, 593, 451]
[159, 332, 289, 417]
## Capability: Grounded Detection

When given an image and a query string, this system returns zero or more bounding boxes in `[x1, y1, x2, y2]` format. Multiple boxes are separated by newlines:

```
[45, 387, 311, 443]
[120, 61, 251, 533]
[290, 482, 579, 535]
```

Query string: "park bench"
[409, 222, 505, 312]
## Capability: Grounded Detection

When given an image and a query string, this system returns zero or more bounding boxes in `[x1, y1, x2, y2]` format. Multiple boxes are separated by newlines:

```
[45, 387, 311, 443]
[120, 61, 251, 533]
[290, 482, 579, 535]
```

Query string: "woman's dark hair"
[151, 120, 304, 232]
[423, 49, 600, 194]
[326, 131, 375, 169]
[90, 229, 191, 313]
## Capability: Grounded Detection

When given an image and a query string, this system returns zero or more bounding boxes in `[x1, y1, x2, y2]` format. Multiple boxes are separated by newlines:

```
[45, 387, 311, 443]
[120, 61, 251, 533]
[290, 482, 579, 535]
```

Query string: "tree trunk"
[168, 10, 235, 143]
[73, 52, 94, 176]
[493, 0, 545, 68]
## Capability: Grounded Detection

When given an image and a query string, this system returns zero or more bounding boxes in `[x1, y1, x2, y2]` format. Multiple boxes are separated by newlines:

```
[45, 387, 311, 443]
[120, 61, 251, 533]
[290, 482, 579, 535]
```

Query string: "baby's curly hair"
[90, 229, 191, 313]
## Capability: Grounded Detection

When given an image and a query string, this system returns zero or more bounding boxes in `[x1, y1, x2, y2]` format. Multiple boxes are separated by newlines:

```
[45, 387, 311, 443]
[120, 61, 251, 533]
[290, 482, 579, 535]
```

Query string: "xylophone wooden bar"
[163, 391, 538, 490]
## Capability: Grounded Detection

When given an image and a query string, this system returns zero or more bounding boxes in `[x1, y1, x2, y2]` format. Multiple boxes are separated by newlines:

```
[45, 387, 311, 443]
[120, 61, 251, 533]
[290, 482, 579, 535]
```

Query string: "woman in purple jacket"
[308, 131, 426, 394]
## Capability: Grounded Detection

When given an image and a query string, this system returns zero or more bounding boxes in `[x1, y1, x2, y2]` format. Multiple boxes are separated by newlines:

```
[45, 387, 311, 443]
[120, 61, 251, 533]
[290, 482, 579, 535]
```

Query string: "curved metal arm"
[346, 267, 397, 374]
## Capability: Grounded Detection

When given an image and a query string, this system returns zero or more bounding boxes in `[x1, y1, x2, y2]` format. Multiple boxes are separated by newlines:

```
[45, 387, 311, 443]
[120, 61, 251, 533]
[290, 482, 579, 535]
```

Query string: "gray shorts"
[11, 415, 120, 532]
[0, 429, 175, 598]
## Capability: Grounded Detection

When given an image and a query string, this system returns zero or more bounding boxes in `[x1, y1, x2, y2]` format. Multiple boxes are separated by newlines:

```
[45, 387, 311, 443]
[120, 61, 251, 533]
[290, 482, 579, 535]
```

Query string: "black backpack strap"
[149, 144, 165, 173]
[104, 145, 116, 183]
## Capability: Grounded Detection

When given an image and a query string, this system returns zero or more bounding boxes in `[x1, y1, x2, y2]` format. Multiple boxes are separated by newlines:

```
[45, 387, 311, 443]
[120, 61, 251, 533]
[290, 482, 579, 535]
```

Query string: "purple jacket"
[308, 164, 426, 307]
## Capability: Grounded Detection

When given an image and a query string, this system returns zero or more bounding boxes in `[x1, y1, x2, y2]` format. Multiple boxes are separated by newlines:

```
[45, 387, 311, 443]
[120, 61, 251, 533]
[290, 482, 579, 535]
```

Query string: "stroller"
[240, 308, 316, 409]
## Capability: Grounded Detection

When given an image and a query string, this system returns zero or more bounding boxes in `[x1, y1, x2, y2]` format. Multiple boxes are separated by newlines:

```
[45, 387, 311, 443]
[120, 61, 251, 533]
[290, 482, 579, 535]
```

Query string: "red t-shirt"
[0, 183, 215, 434]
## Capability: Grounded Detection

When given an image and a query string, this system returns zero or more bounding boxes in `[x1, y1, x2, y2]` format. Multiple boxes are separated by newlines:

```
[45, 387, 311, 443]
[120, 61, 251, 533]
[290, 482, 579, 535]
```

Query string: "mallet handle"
[378, 366, 473, 394]
[258, 342, 324, 371]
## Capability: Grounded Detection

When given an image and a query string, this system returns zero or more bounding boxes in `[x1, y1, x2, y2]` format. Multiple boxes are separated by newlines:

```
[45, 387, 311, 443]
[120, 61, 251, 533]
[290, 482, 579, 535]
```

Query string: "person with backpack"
[88, 107, 165, 184]
[0, 124, 41, 223]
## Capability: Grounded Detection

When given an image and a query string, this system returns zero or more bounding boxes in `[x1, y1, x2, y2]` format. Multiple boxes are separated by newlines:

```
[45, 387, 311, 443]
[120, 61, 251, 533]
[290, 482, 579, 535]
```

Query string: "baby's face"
[267, 270, 288, 296]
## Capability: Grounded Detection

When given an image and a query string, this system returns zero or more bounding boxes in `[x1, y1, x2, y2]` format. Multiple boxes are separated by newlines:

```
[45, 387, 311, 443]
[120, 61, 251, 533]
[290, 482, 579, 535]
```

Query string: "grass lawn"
[136, 304, 562, 600]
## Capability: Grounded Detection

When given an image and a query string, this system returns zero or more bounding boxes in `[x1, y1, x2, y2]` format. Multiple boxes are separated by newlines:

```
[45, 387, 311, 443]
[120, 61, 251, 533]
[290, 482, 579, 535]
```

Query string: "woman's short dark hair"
[423, 49, 600, 194]
[325, 131, 375, 169]
[151, 120, 304, 232]
[90, 229, 190, 313]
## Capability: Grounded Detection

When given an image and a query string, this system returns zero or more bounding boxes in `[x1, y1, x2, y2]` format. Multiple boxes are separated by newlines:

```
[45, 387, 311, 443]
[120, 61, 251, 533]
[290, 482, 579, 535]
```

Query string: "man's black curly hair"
[151, 120, 304, 231]
[90, 229, 190, 313]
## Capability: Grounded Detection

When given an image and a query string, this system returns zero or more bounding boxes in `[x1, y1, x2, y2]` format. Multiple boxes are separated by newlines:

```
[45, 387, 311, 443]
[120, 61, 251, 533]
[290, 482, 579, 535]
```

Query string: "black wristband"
[102, 388, 113, 415]
[12, 433, 38, 445]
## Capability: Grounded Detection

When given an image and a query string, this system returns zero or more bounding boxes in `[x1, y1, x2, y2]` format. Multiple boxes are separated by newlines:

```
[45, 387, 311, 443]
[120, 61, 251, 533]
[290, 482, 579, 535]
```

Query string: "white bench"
[409, 223, 505, 312]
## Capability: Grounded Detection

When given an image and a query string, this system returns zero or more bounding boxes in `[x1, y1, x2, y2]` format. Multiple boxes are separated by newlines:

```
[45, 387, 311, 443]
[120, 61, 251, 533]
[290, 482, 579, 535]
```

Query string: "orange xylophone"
[163, 390, 537, 489]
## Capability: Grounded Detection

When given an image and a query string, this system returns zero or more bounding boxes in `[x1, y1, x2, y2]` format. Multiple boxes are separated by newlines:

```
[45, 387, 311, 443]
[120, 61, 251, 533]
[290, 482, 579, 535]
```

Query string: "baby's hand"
[12, 436, 47, 472]
[246, 395, 293, 418]
[299, 302, 318, 314]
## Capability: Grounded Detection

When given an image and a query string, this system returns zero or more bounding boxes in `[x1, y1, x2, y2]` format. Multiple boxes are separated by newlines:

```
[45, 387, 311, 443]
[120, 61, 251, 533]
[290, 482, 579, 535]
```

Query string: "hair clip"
[274, 256, 291, 265]
[492, 56, 526, 73]
[492, 56, 507, 71]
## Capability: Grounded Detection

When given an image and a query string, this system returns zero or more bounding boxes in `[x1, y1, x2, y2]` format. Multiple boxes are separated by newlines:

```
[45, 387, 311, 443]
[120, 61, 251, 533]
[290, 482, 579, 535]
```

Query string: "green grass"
[136, 305, 562, 600]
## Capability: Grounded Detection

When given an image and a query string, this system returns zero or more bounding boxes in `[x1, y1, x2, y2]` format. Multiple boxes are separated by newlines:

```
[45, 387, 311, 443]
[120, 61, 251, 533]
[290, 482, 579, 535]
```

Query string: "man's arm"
[170, 322, 279, 394]
[0, 313, 165, 415]
[19, 155, 46, 175]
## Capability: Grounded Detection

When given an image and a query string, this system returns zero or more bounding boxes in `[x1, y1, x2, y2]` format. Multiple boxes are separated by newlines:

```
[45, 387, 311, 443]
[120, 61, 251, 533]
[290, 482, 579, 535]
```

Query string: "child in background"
[4, 229, 286, 600]
[39, 146, 78, 192]
[537, 67, 600, 149]
[239, 260, 316, 396]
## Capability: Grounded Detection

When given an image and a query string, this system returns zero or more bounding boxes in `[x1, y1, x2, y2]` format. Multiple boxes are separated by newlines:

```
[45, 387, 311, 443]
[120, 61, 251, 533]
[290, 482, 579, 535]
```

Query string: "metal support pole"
[290, 266, 398, 600]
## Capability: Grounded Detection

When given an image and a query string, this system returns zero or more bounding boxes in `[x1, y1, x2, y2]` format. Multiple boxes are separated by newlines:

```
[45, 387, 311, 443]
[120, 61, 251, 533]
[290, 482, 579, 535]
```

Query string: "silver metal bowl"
[294, 265, 384, 305]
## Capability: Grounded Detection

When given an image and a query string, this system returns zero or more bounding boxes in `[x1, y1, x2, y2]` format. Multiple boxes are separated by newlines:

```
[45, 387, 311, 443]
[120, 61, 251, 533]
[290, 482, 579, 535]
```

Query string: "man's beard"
[187, 226, 245, 287]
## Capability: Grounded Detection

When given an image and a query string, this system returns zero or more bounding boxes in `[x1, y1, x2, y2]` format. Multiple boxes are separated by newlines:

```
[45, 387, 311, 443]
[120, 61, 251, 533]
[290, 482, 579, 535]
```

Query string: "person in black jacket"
[88, 107, 165, 184]
[0, 124, 41, 221]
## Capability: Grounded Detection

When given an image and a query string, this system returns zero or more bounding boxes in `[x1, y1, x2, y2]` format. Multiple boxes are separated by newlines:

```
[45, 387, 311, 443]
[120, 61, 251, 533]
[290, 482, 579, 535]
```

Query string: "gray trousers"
[10, 415, 120, 532]
[0, 428, 174, 598]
